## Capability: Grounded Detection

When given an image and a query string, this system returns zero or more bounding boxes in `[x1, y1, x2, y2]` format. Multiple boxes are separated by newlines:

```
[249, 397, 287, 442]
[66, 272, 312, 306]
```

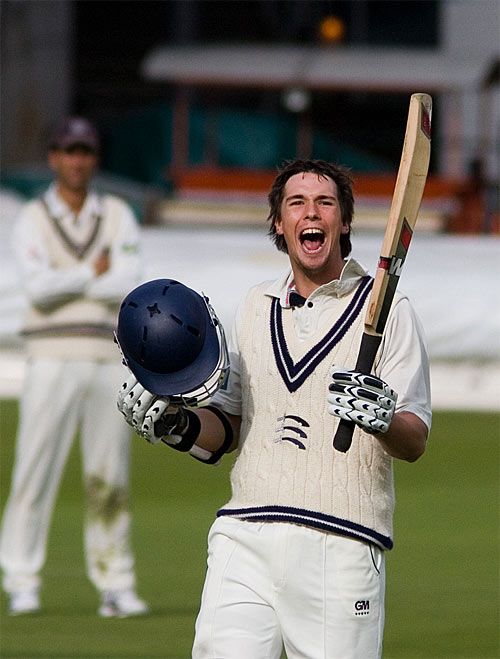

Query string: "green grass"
[0, 400, 498, 658]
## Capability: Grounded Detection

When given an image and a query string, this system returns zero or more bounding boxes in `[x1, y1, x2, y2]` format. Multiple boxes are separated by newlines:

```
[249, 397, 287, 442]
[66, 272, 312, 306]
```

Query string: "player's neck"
[56, 183, 87, 214]
[292, 262, 345, 298]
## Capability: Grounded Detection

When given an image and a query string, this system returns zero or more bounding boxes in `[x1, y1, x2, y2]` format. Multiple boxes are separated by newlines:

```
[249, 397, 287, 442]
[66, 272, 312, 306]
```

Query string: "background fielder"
[117, 159, 431, 658]
[0, 117, 148, 618]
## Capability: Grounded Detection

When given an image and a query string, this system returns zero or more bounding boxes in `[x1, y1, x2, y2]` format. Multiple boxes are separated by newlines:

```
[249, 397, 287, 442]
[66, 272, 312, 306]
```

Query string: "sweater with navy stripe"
[217, 275, 396, 550]
[14, 188, 141, 361]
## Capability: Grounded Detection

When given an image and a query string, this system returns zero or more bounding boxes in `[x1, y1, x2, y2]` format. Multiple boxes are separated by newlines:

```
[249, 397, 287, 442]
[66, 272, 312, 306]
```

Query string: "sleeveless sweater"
[218, 277, 395, 550]
[21, 196, 124, 361]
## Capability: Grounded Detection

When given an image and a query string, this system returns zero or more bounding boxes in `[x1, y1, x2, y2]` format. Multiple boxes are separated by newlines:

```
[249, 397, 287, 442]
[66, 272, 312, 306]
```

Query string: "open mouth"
[300, 228, 325, 253]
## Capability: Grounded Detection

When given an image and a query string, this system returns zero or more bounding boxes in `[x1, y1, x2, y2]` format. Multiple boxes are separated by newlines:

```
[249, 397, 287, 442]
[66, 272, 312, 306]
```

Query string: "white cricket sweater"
[13, 186, 141, 361]
[215, 264, 431, 550]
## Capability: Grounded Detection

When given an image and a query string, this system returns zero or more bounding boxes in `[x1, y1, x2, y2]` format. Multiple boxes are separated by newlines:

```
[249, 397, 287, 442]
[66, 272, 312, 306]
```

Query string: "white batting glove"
[327, 370, 398, 434]
[117, 373, 146, 425]
[131, 391, 174, 444]
[117, 373, 168, 444]
[117, 373, 192, 445]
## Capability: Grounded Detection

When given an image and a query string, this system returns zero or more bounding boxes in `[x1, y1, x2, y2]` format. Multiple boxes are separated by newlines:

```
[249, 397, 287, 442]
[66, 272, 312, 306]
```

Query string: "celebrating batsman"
[117, 159, 431, 658]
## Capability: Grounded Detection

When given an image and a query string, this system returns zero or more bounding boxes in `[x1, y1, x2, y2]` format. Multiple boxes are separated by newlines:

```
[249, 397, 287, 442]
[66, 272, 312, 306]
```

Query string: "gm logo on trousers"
[355, 600, 370, 616]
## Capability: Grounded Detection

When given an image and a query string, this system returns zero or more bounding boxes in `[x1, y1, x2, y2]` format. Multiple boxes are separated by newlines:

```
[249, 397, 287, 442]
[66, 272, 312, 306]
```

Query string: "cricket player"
[0, 117, 148, 617]
[117, 159, 431, 657]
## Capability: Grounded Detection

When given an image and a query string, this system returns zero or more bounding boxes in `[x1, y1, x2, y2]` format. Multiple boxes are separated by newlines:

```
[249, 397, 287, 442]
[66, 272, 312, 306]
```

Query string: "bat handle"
[332, 332, 382, 453]
[333, 418, 356, 452]
[154, 415, 171, 438]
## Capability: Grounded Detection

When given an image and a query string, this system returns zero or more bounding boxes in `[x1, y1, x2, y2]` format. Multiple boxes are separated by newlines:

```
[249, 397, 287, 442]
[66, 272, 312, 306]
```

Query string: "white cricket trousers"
[193, 517, 385, 659]
[0, 359, 136, 595]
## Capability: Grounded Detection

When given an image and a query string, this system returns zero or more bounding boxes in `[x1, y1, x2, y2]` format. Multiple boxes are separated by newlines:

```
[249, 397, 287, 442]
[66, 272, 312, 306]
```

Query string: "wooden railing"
[164, 166, 498, 233]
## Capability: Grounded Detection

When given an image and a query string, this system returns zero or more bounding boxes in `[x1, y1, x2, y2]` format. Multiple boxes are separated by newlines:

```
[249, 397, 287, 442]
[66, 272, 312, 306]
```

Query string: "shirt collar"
[265, 258, 369, 308]
[44, 183, 101, 220]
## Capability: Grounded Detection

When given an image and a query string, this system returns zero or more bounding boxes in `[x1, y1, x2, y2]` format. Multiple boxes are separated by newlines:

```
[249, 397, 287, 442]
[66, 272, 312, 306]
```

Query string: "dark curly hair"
[267, 159, 354, 259]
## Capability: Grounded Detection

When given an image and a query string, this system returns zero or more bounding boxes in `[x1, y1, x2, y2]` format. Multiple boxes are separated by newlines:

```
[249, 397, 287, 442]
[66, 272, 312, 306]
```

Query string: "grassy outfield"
[0, 399, 498, 659]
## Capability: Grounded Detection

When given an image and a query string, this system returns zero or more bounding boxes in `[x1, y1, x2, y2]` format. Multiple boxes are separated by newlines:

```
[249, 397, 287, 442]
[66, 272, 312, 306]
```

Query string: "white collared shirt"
[272, 259, 369, 341]
[213, 258, 431, 430]
[12, 184, 142, 308]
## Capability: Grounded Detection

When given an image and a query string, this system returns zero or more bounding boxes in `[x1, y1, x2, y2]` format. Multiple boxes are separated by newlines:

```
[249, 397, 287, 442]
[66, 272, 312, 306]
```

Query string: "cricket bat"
[333, 92, 432, 453]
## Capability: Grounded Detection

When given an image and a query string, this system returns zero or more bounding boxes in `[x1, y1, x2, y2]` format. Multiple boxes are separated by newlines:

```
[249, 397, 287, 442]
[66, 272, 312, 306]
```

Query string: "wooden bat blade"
[333, 93, 432, 453]
[365, 93, 432, 336]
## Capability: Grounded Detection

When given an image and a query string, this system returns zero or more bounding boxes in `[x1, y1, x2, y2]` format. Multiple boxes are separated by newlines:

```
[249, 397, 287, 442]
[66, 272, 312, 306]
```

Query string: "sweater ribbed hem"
[216, 505, 393, 550]
[21, 323, 115, 338]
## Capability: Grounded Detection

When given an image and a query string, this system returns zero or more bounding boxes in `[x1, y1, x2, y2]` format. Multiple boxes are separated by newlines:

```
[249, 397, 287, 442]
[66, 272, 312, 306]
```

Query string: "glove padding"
[327, 370, 397, 434]
[117, 373, 188, 445]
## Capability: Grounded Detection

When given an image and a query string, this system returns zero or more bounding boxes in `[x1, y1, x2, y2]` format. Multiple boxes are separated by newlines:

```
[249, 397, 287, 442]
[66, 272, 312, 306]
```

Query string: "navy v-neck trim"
[270, 276, 373, 393]
[39, 198, 102, 260]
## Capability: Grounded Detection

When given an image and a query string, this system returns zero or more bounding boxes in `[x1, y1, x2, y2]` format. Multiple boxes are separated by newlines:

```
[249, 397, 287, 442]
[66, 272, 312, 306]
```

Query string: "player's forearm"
[86, 249, 142, 302]
[21, 261, 93, 307]
[194, 408, 241, 454]
[376, 411, 428, 462]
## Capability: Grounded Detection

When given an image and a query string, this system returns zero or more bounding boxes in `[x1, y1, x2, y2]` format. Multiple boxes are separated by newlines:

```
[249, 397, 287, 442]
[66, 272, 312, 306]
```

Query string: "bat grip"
[332, 332, 382, 453]
[154, 415, 171, 438]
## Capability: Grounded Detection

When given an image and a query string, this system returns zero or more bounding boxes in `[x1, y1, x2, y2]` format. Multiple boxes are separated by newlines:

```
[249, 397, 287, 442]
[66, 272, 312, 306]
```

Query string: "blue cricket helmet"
[116, 279, 229, 404]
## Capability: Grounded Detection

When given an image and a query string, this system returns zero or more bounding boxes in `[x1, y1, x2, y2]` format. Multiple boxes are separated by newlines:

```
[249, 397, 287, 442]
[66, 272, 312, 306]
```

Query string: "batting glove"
[117, 373, 199, 446]
[117, 373, 145, 426]
[117, 373, 167, 443]
[327, 370, 398, 434]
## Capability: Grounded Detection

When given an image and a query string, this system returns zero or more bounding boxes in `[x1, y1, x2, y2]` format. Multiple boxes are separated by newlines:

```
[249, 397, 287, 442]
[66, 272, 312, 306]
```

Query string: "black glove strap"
[161, 409, 201, 452]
